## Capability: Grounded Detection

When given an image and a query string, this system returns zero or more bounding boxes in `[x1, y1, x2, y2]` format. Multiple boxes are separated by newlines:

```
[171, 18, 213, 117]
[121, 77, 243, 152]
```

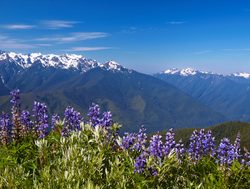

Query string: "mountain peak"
[163, 68, 199, 76]
[179, 68, 198, 76]
[162, 68, 217, 76]
[231, 72, 250, 79]
[100, 60, 125, 71]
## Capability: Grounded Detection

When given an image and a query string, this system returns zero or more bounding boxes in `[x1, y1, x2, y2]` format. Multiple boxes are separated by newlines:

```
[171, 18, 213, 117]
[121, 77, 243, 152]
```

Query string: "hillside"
[155, 68, 250, 121]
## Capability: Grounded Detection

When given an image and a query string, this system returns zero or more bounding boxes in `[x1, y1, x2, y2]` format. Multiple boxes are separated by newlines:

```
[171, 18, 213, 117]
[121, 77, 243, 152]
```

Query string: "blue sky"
[1, 0, 250, 74]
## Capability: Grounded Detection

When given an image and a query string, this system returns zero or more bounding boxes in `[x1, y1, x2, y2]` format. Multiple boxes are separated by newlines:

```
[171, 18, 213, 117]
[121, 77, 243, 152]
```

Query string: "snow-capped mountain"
[100, 60, 131, 72]
[231, 72, 250, 79]
[155, 68, 250, 122]
[0, 51, 126, 72]
[161, 67, 250, 79]
[163, 68, 207, 76]
[0, 50, 132, 95]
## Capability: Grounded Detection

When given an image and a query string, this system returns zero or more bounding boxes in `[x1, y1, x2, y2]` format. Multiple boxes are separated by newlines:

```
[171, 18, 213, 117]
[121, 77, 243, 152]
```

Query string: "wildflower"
[233, 132, 241, 160]
[134, 151, 148, 173]
[121, 132, 136, 150]
[133, 125, 147, 152]
[10, 89, 20, 110]
[244, 151, 250, 166]
[149, 133, 164, 158]
[62, 106, 82, 137]
[51, 114, 60, 130]
[87, 103, 113, 128]
[10, 89, 25, 140]
[33, 101, 49, 138]
[87, 103, 101, 127]
[164, 128, 176, 155]
[100, 111, 112, 127]
[20, 110, 33, 131]
[188, 129, 215, 161]
[0, 113, 12, 145]
[175, 139, 185, 160]
[203, 130, 215, 156]
[216, 138, 236, 166]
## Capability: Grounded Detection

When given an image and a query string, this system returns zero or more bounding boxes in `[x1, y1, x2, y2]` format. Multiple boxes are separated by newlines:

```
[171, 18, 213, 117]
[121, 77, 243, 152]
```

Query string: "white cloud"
[167, 21, 185, 25]
[0, 35, 35, 49]
[3, 24, 35, 30]
[36, 32, 109, 43]
[68, 47, 112, 51]
[2, 20, 79, 30]
[41, 20, 79, 29]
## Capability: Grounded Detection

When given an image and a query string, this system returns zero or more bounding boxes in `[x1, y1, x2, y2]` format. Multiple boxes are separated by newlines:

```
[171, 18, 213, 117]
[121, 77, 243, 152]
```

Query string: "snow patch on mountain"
[161, 68, 225, 77]
[0, 75, 4, 84]
[100, 61, 124, 71]
[163, 68, 179, 74]
[163, 68, 213, 76]
[232, 72, 250, 79]
[162, 68, 250, 79]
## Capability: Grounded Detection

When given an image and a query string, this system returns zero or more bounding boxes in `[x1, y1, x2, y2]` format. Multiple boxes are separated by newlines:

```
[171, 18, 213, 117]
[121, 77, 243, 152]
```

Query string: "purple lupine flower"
[134, 151, 148, 174]
[148, 167, 158, 176]
[100, 111, 113, 127]
[188, 129, 204, 160]
[88, 103, 113, 128]
[164, 128, 176, 155]
[10, 89, 20, 110]
[0, 113, 12, 145]
[10, 89, 25, 140]
[20, 110, 33, 131]
[149, 133, 164, 158]
[234, 132, 241, 160]
[33, 101, 49, 138]
[216, 138, 236, 166]
[62, 106, 82, 137]
[188, 129, 215, 161]
[87, 103, 101, 127]
[133, 125, 147, 152]
[243, 151, 250, 166]
[241, 150, 250, 166]
[175, 140, 185, 160]
[51, 114, 60, 130]
[203, 130, 215, 156]
[121, 132, 136, 150]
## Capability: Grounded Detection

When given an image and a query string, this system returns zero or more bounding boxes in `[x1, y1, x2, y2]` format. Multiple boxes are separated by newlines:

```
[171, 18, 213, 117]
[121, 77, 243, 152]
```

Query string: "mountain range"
[155, 68, 250, 122]
[0, 51, 226, 132]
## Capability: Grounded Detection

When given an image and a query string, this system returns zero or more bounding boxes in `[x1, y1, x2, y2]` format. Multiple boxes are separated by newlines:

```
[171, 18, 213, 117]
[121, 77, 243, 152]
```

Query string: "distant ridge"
[160, 67, 250, 79]
[155, 68, 250, 122]
[0, 50, 226, 132]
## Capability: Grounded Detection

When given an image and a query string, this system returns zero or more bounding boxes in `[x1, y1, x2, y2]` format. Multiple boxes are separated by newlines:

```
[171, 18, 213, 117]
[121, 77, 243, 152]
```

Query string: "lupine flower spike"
[33, 101, 49, 138]
[62, 106, 82, 137]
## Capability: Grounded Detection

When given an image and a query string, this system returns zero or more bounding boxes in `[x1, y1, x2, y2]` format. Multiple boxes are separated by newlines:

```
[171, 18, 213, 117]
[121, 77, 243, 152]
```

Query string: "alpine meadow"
[1, 0, 250, 188]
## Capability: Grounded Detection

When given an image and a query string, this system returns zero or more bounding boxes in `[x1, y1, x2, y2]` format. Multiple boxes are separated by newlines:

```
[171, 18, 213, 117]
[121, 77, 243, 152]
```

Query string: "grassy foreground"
[0, 123, 250, 188]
